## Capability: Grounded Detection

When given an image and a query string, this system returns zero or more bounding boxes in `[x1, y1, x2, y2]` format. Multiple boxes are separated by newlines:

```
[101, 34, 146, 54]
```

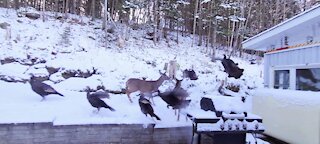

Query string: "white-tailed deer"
[125, 72, 170, 103]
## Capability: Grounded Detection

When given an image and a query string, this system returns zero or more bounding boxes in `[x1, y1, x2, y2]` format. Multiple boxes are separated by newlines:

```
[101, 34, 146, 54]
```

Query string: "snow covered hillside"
[0, 6, 264, 133]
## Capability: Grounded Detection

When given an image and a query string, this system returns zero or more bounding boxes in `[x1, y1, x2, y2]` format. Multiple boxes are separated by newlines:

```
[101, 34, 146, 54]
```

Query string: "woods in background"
[0, 0, 319, 56]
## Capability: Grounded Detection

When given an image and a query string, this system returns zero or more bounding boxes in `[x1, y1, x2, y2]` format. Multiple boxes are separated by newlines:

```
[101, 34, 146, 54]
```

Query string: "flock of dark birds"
[28, 55, 244, 121]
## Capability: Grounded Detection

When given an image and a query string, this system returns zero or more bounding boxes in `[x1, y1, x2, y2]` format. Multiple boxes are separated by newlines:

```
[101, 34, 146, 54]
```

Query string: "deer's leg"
[126, 92, 133, 103]
[185, 114, 188, 122]
[177, 109, 180, 121]
[150, 96, 156, 106]
[145, 93, 155, 105]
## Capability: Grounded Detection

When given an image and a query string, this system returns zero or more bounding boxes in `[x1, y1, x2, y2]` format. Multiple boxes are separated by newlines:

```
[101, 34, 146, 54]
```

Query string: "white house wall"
[264, 46, 320, 87]
[252, 89, 320, 144]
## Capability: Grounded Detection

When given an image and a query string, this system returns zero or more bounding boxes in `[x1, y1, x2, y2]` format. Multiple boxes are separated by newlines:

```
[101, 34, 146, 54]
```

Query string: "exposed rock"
[17, 6, 40, 20]
[0, 75, 28, 83]
[130, 23, 140, 30]
[29, 75, 49, 82]
[107, 27, 115, 33]
[45, 66, 60, 75]
[56, 16, 63, 20]
[183, 69, 198, 80]
[61, 68, 98, 79]
[0, 22, 10, 29]
[20, 57, 46, 66]
[226, 83, 240, 93]
[17, 19, 23, 23]
[218, 80, 232, 97]
[1, 55, 46, 66]
[0, 57, 16, 65]
[26, 13, 40, 20]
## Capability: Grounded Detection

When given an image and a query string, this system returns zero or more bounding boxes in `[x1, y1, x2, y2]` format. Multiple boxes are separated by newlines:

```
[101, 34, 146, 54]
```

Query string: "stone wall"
[0, 122, 212, 144]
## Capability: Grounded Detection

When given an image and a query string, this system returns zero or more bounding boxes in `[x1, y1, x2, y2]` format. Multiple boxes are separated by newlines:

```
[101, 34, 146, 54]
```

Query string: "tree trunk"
[70, 0, 75, 14]
[14, 0, 19, 9]
[197, 1, 203, 46]
[42, 0, 46, 22]
[32, 0, 36, 9]
[244, 0, 253, 29]
[206, 1, 212, 48]
[91, 0, 96, 20]
[102, 0, 108, 30]
[55, 0, 59, 13]
[228, 20, 236, 58]
[191, 0, 199, 47]
[210, 0, 217, 62]
[238, 0, 246, 57]
[212, 18, 217, 61]
[259, 0, 263, 30]
[75, 0, 81, 15]
[104, 0, 108, 48]
[62, 0, 66, 13]
[65, 0, 69, 18]
[111, 0, 115, 20]
[226, 4, 231, 48]
[153, 0, 158, 44]
[283, 0, 287, 20]
[302, 0, 307, 11]
[4, 0, 8, 8]
[176, 25, 179, 44]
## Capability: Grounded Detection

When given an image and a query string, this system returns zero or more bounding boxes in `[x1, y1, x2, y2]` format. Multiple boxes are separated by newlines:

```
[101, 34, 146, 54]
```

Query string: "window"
[274, 70, 290, 89]
[296, 68, 320, 91]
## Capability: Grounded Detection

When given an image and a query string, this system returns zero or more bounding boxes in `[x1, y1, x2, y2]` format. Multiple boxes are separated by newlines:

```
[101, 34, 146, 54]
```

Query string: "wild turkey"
[200, 97, 216, 112]
[138, 96, 161, 120]
[221, 55, 244, 79]
[182, 69, 198, 80]
[86, 88, 115, 112]
[29, 76, 63, 101]
[157, 87, 191, 121]
[90, 90, 110, 99]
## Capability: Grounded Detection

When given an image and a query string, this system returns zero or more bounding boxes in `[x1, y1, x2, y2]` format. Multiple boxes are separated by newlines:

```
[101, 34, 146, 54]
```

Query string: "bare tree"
[91, 0, 96, 20]
[153, 0, 159, 44]
[42, 0, 47, 22]
[191, 0, 199, 47]
[65, 0, 69, 18]
[102, 0, 108, 30]
[14, 0, 19, 9]
[197, 1, 203, 46]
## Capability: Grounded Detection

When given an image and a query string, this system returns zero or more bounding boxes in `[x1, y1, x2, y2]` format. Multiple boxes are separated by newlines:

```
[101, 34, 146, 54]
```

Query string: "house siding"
[264, 45, 320, 87]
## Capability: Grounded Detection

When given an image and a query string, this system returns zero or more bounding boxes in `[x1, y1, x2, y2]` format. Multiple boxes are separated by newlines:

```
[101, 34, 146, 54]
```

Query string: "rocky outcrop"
[17, 6, 40, 20]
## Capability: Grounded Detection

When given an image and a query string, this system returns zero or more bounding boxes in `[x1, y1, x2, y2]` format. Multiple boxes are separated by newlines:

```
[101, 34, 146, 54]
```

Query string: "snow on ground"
[0, 7, 267, 143]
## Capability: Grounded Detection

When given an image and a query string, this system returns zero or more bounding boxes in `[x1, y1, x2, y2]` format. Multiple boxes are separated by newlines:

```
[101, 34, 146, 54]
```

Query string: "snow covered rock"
[0, 22, 10, 29]
[17, 6, 40, 20]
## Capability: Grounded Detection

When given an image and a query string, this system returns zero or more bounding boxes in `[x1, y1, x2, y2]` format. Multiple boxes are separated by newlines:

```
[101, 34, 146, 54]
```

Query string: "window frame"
[270, 63, 320, 90]
[296, 68, 320, 91]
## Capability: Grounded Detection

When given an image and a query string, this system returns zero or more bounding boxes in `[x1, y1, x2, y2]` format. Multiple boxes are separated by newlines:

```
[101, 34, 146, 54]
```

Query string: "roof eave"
[242, 4, 320, 51]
